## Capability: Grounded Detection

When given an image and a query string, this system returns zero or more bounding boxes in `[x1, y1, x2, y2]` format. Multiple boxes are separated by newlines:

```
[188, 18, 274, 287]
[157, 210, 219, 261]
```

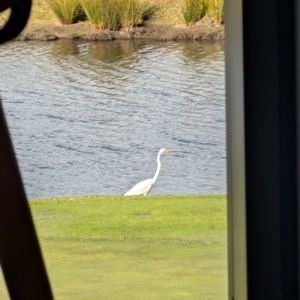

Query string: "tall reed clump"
[117, 0, 155, 28]
[47, 0, 83, 25]
[182, 0, 208, 25]
[80, 0, 120, 30]
[207, 0, 224, 24]
[80, 0, 154, 30]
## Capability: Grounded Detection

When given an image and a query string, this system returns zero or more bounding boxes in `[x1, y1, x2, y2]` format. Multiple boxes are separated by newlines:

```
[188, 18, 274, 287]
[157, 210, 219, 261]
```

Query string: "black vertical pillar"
[243, 0, 298, 298]
[226, 0, 300, 298]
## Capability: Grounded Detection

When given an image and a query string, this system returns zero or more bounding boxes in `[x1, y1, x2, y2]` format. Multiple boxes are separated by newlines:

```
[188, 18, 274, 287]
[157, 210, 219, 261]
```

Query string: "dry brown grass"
[29, 0, 58, 24]
[0, 8, 10, 24]
[0, 0, 57, 25]
[144, 0, 184, 24]
[0, 0, 185, 26]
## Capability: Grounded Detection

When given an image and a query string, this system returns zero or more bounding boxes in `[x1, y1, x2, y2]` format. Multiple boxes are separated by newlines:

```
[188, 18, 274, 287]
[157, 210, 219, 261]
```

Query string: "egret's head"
[164, 148, 172, 153]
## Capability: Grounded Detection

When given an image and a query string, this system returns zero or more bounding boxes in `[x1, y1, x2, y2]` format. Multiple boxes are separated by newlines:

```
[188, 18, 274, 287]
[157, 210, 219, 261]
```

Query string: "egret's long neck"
[151, 151, 163, 184]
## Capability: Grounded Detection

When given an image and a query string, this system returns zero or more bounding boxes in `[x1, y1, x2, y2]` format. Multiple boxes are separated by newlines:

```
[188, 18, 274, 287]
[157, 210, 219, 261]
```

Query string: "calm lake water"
[0, 39, 225, 198]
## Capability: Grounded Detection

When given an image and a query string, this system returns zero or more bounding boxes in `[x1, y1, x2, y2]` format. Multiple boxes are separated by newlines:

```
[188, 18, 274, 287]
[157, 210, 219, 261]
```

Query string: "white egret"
[124, 148, 172, 196]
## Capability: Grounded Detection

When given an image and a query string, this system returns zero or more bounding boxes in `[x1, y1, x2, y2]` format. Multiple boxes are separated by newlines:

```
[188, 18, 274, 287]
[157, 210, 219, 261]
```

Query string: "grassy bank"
[0, 0, 223, 27]
[0, 194, 227, 299]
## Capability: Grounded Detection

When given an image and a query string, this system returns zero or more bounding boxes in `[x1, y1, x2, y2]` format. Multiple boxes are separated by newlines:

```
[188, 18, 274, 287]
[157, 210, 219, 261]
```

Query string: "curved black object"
[0, 0, 32, 44]
[0, 0, 54, 299]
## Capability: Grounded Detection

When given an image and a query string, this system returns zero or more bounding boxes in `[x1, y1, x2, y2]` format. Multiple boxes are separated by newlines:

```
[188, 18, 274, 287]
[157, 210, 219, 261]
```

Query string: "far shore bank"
[14, 21, 224, 42]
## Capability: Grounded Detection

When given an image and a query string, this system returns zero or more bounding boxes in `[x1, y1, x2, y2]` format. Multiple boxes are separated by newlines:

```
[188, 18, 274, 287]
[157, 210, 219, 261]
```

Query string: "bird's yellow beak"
[165, 149, 173, 153]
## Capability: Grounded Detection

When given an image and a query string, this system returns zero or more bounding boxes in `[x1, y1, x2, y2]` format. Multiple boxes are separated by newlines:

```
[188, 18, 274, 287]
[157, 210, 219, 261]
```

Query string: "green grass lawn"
[0, 194, 227, 299]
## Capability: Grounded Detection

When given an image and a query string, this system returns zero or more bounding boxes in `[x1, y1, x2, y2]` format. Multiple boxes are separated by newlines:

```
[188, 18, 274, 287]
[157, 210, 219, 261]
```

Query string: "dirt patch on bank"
[15, 22, 224, 42]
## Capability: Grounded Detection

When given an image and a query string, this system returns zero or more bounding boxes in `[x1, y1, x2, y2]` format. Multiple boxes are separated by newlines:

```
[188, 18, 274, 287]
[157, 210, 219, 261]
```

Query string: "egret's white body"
[124, 148, 172, 196]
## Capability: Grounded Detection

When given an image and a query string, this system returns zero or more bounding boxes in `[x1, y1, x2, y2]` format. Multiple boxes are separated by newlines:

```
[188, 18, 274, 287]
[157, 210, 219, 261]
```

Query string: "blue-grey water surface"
[0, 39, 225, 198]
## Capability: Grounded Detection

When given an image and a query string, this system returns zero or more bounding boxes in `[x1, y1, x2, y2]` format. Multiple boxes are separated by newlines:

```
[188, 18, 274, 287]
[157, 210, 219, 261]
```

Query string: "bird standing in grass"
[124, 148, 172, 196]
